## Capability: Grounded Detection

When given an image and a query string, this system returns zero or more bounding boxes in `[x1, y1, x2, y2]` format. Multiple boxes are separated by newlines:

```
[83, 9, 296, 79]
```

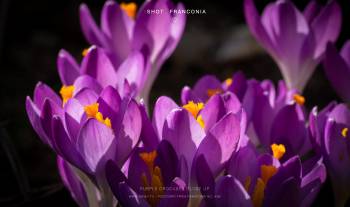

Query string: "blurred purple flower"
[323, 42, 350, 102]
[196, 144, 326, 207]
[310, 103, 350, 206]
[79, 0, 186, 102]
[244, 0, 341, 91]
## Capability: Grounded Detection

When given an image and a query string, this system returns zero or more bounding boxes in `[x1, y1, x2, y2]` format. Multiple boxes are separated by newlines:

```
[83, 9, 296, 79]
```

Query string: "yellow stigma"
[140, 150, 157, 170]
[207, 88, 223, 98]
[260, 165, 277, 184]
[183, 101, 204, 118]
[252, 178, 265, 207]
[249, 165, 278, 207]
[342, 128, 348, 138]
[139, 151, 164, 207]
[82, 48, 90, 57]
[293, 94, 305, 106]
[183, 101, 205, 128]
[84, 103, 112, 128]
[196, 115, 205, 128]
[270, 143, 286, 160]
[60, 85, 75, 105]
[225, 78, 233, 86]
[244, 176, 251, 191]
[84, 103, 99, 118]
[120, 2, 137, 19]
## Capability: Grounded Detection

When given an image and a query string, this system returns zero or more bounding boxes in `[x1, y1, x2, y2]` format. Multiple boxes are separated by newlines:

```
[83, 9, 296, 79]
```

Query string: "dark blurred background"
[0, 0, 349, 206]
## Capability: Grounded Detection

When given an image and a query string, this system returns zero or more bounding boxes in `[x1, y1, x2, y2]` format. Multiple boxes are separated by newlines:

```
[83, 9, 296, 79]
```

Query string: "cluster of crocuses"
[25, 0, 350, 206]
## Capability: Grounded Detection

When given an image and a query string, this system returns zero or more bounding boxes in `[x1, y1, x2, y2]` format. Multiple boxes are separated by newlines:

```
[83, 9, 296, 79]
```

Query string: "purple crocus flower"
[310, 103, 350, 206]
[26, 81, 142, 205]
[57, 46, 148, 99]
[244, 0, 341, 91]
[105, 140, 189, 207]
[196, 144, 326, 207]
[244, 79, 312, 160]
[138, 92, 249, 206]
[80, 0, 186, 102]
[181, 71, 248, 104]
[150, 93, 247, 170]
[323, 42, 350, 102]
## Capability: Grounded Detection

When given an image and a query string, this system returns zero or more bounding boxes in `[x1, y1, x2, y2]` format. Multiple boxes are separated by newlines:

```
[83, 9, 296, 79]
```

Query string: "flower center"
[82, 48, 89, 57]
[225, 78, 233, 87]
[248, 165, 277, 207]
[245, 146, 284, 207]
[293, 94, 305, 106]
[270, 143, 286, 160]
[342, 128, 348, 138]
[84, 103, 111, 128]
[139, 151, 164, 207]
[183, 101, 205, 128]
[120, 2, 137, 19]
[207, 88, 223, 98]
[60, 85, 75, 105]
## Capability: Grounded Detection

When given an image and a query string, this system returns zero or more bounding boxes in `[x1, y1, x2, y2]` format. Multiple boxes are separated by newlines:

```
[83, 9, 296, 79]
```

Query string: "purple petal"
[271, 104, 310, 158]
[33, 82, 62, 108]
[40, 99, 63, 140]
[97, 86, 122, 118]
[73, 75, 103, 95]
[323, 43, 350, 102]
[158, 178, 189, 207]
[79, 4, 108, 48]
[57, 49, 80, 85]
[195, 155, 215, 207]
[181, 86, 195, 105]
[52, 116, 91, 174]
[192, 75, 222, 102]
[115, 100, 142, 166]
[154, 140, 179, 187]
[163, 109, 205, 168]
[264, 156, 301, 207]
[176, 155, 189, 185]
[324, 120, 350, 187]
[227, 146, 258, 193]
[340, 40, 350, 66]
[214, 175, 252, 207]
[227, 71, 248, 100]
[26, 97, 51, 146]
[244, 0, 275, 55]
[196, 112, 241, 175]
[299, 157, 326, 207]
[328, 103, 350, 125]
[77, 119, 115, 171]
[117, 182, 150, 207]
[115, 51, 145, 92]
[152, 96, 178, 138]
[136, 0, 172, 60]
[57, 156, 88, 207]
[311, 1, 341, 58]
[80, 47, 118, 88]
[199, 94, 226, 131]
[74, 88, 99, 106]
[303, 0, 321, 24]
[140, 103, 159, 150]
[101, 1, 133, 64]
